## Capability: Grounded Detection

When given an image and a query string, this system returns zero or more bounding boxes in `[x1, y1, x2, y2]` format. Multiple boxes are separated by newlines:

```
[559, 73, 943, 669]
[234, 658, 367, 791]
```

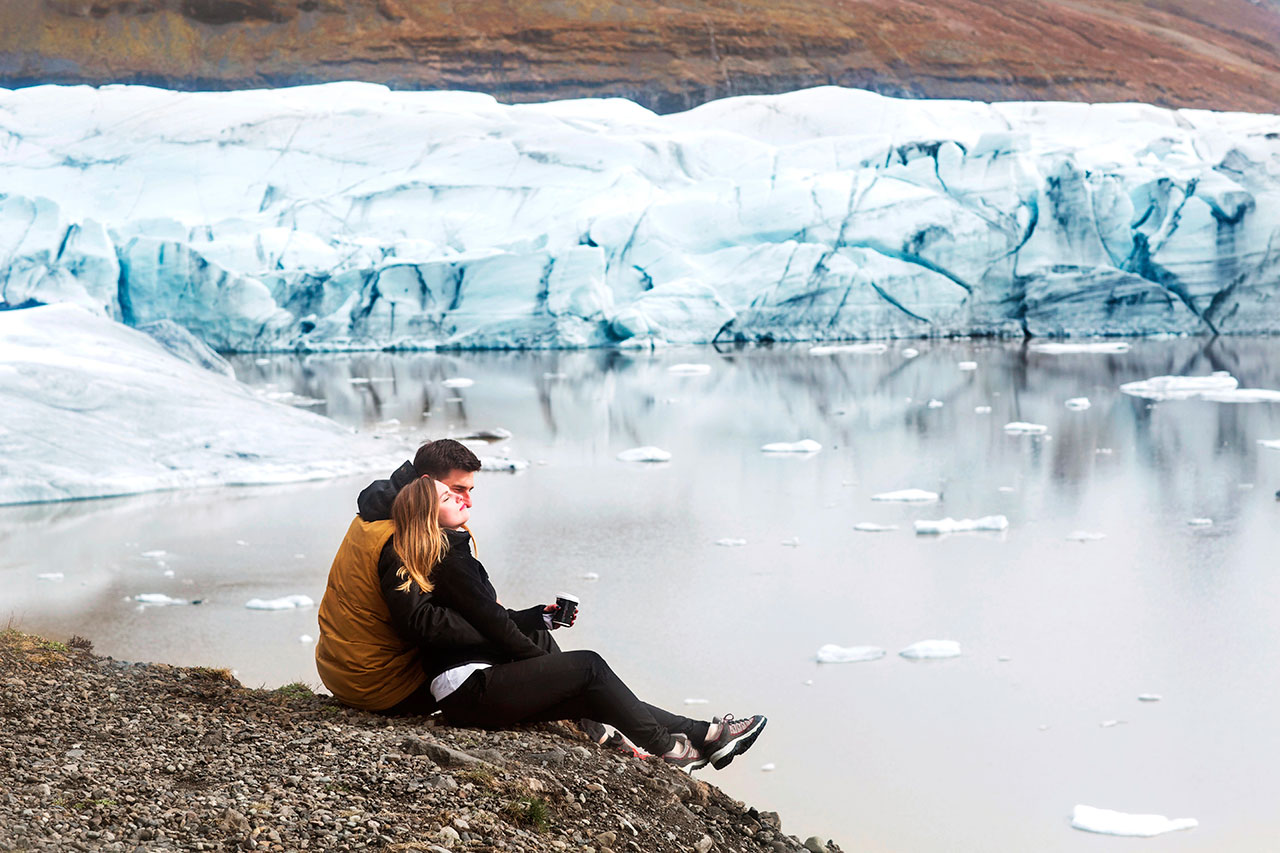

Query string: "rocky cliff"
[1, 0, 1279, 113]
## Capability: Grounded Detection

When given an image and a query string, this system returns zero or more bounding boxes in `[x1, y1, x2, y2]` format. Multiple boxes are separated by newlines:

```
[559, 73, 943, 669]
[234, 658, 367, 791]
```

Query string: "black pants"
[438, 648, 705, 756]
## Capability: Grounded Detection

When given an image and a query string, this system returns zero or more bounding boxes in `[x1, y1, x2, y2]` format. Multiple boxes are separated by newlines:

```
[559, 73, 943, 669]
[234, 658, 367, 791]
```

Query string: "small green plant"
[460, 766, 497, 789]
[501, 796, 550, 832]
[273, 682, 315, 701]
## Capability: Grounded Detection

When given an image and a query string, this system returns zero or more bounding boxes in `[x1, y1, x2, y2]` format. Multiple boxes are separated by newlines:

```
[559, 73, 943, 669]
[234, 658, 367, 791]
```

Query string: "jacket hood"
[356, 461, 416, 521]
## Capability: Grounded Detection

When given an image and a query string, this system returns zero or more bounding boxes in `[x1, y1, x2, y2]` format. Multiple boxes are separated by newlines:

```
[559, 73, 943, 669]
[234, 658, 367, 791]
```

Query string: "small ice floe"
[927, 399, 944, 409]
[853, 522, 898, 532]
[442, 377, 474, 388]
[1258, 439, 1280, 450]
[455, 428, 512, 442]
[803, 679, 814, 686]
[901, 348, 920, 359]
[37, 572, 64, 581]
[163, 569, 175, 578]
[1030, 342, 1131, 355]
[245, 595, 314, 611]
[1203, 387, 1280, 403]
[997, 656, 1012, 662]
[1065, 397, 1091, 411]
[808, 343, 887, 356]
[974, 406, 992, 414]
[235, 539, 249, 546]
[667, 363, 712, 375]
[958, 361, 977, 371]
[997, 486, 1016, 493]
[582, 571, 600, 581]
[871, 488, 939, 503]
[294, 553, 306, 559]
[617, 446, 671, 463]
[1187, 518, 1213, 527]
[1096, 447, 1113, 455]
[543, 371, 567, 380]
[133, 593, 194, 606]
[760, 763, 777, 772]
[374, 418, 401, 432]
[1070, 805, 1197, 837]
[140, 550, 167, 559]
[1003, 422, 1048, 435]
[1138, 694, 1162, 702]
[1100, 719, 1125, 728]
[915, 515, 1008, 535]
[816, 644, 885, 664]
[683, 697, 710, 705]
[254, 357, 271, 366]
[1119, 371, 1236, 401]
[445, 396, 464, 403]
[479, 455, 530, 472]
[1066, 530, 1106, 542]
[715, 538, 747, 547]
[761, 439, 822, 454]
[780, 537, 801, 547]
[298, 634, 315, 644]
[349, 377, 371, 385]
[899, 640, 962, 659]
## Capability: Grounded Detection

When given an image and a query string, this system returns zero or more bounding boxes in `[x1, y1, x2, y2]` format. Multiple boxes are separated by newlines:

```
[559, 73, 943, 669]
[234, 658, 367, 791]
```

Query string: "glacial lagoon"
[4, 338, 1280, 851]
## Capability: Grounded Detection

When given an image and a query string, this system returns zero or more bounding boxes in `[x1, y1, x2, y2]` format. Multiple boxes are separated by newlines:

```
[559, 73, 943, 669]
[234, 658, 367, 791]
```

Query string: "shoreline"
[0, 629, 838, 853]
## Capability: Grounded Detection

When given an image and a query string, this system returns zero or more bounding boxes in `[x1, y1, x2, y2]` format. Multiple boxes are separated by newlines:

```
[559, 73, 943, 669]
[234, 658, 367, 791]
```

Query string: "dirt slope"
[1, 0, 1278, 112]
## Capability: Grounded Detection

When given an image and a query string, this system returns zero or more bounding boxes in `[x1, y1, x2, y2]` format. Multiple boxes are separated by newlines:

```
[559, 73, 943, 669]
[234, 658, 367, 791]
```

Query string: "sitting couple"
[315, 439, 766, 772]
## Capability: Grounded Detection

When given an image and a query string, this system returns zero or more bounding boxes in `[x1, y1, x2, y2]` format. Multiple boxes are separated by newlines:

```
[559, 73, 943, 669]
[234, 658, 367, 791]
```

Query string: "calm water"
[4, 339, 1280, 851]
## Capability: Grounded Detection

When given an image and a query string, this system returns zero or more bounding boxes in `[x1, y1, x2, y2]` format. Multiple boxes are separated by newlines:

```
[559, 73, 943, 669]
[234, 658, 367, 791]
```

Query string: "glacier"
[1, 83, 1279, 350]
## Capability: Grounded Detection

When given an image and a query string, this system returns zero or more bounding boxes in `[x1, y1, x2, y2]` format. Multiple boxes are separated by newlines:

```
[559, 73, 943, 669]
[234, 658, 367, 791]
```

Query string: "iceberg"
[760, 439, 822, 453]
[1119, 372, 1238, 400]
[0, 304, 407, 505]
[616, 446, 671, 463]
[2, 83, 1279, 351]
[914, 515, 1009, 534]
[1070, 805, 1197, 837]
[871, 488, 940, 503]
[245, 595, 315, 611]
[899, 640, 962, 659]
[816, 644, 886, 663]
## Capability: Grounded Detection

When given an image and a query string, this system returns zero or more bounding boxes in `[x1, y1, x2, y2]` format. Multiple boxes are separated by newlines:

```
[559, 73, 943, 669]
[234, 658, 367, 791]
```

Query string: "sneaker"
[660, 734, 708, 773]
[701, 714, 767, 770]
[602, 730, 650, 759]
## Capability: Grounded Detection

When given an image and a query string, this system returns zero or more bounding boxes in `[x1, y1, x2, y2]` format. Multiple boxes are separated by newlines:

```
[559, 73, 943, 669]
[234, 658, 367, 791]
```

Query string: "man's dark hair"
[412, 439, 481, 479]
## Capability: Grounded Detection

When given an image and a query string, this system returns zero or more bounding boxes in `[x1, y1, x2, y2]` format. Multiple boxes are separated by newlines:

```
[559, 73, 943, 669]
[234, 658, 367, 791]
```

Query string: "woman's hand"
[542, 603, 577, 629]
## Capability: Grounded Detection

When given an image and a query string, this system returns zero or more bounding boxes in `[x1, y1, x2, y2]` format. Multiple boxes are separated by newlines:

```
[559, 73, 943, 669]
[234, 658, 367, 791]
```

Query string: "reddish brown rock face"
[3, 0, 1279, 113]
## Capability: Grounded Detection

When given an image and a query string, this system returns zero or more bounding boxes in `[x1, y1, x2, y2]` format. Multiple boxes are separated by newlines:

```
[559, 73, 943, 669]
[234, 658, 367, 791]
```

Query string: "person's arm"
[378, 541, 487, 647]
[507, 604, 552, 634]
[434, 555, 547, 660]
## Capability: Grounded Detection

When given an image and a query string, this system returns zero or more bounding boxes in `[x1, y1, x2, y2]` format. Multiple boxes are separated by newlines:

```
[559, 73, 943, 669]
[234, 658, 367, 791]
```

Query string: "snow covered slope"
[0, 304, 406, 505]
[2, 84, 1278, 349]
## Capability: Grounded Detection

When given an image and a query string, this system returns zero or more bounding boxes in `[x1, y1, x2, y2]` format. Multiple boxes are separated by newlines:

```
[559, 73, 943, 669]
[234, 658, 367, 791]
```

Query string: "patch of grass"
[459, 766, 497, 789]
[273, 682, 315, 701]
[0, 628, 71, 665]
[501, 796, 550, 833]
[188, 666, 237, 684]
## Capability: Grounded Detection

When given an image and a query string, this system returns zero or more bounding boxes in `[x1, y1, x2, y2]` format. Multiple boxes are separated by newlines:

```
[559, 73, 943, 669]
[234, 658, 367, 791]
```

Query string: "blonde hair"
[391, 475, 450, 594]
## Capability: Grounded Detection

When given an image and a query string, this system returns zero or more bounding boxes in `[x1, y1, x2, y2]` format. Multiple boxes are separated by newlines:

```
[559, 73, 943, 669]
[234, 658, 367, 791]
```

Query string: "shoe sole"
[708, 717, 767, 770]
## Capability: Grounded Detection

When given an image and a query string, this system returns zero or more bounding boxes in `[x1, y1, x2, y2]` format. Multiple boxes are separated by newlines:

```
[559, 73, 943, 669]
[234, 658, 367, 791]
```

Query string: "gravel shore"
[0, 630, 839, 853]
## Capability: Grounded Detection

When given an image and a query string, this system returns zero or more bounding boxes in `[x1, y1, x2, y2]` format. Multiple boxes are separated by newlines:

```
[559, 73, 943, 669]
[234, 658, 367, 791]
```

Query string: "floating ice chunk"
[1258, 439, 1280, 450]
[927, 399, 944, 408]
[1100, 719, 1125, 728]
[298, 634, 315, 644]
[479, 455, 530, 471]
[254, 358, 271, 366]
[1070, 805, 1196, 837]
[761, 439, 822, 453]
[442, 377, 475, 388]
[162, 569, 175, 577]
[1003, 422, 1048, 435]
[780, 537, 801, 547]
[974, 406, 992, 414]
[1119, 372, 1237, 401]
[683, 698, 710, 705]
[1138, 694, 1162, 702]
[235, 540, 249, 546]
[915, 516, 1008, 535]
[1066, 530, 1106, 542]
[375, 418, 401, 432]
[871, 488, 939, 503]
[582, 571, 600, 581]
[1201, 388, 1280, 403]
[543, 372, 567, 380]
[1187, 518, 1213, 527]
[1030, 342, 1132, 355]
[455, 428, 513, 442]
[37, 572, 64, 581]
[1065, 397, 1091, 410]
[901, 348, 920, 359]
[617, 446, 671, 463]
[958, 361, 977, 371]
[134, 593, 193, 606]
[349, 377, 371, 385]
[141, 550, 167, 559]
[245, 594, 314, 611]
[1096, 447, 1114, 455]
[808, 343, 887, 355]
[760, 763, 776, 772]
[997, 656, 1012, 662]
[715, 538, 747, 546]
[997, 486, 1016, 493]
[899, 640, 962, 659]
[667, 363, 712, 375]
[853, 522, 899, 532]
[816, 644, 886, 664]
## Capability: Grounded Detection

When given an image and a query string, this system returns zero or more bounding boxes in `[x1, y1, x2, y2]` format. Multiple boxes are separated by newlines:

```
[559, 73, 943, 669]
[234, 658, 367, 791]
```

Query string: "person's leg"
[526, 630, 610, 744]
[440, 650, 690, 756]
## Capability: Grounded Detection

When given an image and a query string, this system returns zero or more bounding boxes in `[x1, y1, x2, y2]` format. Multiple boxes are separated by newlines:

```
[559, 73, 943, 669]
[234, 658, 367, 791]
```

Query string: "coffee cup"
[552, 593, 579, 627]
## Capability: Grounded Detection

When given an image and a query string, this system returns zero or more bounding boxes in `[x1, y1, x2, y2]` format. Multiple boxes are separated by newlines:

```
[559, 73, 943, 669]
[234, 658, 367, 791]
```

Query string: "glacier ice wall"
[1, 83, 1278, 350]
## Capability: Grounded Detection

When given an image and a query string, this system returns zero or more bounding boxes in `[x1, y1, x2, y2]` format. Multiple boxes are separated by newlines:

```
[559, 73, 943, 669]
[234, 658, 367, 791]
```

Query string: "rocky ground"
[0, 630, 839, 853]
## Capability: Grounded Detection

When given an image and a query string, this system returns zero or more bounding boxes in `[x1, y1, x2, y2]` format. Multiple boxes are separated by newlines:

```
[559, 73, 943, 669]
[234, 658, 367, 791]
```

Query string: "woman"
[381, 471, 765, 771]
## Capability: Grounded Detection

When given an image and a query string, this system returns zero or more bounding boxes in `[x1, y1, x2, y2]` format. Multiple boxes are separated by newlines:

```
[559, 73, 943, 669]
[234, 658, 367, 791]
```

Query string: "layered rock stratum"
[2, 0, 1279, 114]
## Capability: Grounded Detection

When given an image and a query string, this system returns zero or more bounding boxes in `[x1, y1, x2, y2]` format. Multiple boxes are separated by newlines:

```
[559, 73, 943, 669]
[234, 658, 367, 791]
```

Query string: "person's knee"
[564, 649, 607, 675]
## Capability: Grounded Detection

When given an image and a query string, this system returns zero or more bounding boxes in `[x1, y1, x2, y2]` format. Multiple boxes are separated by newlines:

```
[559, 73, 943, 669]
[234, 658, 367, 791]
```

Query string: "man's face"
[437, 469, 475, 509]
